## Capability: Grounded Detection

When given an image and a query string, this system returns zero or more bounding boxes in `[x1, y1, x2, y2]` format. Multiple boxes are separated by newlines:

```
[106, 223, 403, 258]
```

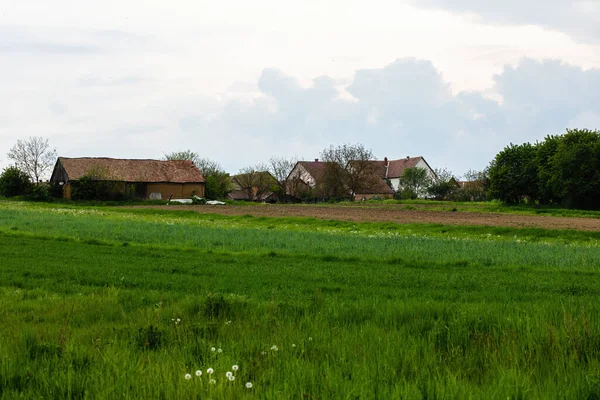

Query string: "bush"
[0, 166, 32, 197]
[27, 184, 50, 201]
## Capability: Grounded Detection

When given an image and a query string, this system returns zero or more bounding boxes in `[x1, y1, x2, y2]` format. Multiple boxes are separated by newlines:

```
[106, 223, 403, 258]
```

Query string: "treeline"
[488, 129, 600, 209]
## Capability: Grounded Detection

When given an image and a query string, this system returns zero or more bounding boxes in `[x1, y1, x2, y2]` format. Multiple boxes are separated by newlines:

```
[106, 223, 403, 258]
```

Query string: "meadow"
[1, 201, 600, 399]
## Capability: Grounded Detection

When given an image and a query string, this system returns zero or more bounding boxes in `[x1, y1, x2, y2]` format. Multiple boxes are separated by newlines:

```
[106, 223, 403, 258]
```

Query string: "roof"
[386, 157, 427, 178]
[54, 157, 205, 183]
[295, 161, 331, 181]
[356, 176, 394, 194]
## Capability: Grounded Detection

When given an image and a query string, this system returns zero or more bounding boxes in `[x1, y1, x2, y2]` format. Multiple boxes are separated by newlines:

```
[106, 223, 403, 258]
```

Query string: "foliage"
[70, 167, 125, 201]
[27, 184, 50, 201]
[488, 129, 600, 209]
[7, 136, 57, 183]
[451, 169, 490, 202]
[427, 168, 457, 200]
[399, 167, 432, 198]
[164, 151, 231, 199]
[0, 166, 33, 197]
[488, 142, 538, 203]
[319, 143, 379, 200]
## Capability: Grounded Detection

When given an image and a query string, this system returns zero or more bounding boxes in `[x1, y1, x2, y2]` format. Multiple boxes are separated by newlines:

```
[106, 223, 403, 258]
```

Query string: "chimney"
[384, 157, 388, 163]
[406, 156, 410, 159]
[314, 158, 319, 162]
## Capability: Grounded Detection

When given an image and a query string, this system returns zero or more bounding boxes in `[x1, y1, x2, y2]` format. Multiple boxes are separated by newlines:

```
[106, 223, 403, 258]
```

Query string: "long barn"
[50, 157, 205, 200]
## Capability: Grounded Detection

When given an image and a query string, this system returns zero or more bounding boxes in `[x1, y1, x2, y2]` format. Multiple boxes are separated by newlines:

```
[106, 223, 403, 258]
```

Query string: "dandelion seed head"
[246, 382, 253, 389]
[228, 375, 235, 381]
[207, 368, 214, 374]
[270, 345, 278, 351]
[209, 379, 216, 384]
[308, 337, 312, 341]
[292, 344, 296, 348]
[211, 347, 216, 352]
[232, 365, 238, 371]
[226, 371, 233, 378]
[195, 370, 202, 377]
[217, 348, 223, 353]
[184, 373, 192, 380]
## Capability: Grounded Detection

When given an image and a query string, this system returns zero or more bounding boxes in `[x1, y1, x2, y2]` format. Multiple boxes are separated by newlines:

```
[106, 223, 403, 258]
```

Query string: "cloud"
[189, 57, 600, 175]
[0, 25, 151, 55]
[411, 0, 600, 44]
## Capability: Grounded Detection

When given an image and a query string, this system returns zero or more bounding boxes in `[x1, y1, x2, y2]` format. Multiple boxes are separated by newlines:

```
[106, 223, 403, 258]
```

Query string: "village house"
[228, 171, 279, 202]
[50, 157, 205, 200]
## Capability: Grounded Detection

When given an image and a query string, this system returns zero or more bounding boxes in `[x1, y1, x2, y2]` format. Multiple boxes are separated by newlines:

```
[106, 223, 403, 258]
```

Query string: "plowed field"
[134, 204, 600, 231]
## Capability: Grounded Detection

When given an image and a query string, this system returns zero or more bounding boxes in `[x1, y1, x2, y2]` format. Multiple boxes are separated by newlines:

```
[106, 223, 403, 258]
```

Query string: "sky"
[1, 0, 599, 178]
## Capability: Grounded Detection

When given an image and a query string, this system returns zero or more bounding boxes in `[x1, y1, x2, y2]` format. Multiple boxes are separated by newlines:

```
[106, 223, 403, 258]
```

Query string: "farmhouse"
[228, 171, 279, 202]
[285, 159, 345, 199]
[373, 156, 436, 192]
[50, 157, 205, 200]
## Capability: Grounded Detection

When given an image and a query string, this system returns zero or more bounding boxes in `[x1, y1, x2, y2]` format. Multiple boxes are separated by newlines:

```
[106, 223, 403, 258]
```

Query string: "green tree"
[548, 129, 600, 209]
[400, 167, 432, 199]
[535, 135, 562, 204]
[164, 151, 231, 199]
[427, 168, 457, 200]
[488, 143, 538, 203]
[0, 166, 32, 197]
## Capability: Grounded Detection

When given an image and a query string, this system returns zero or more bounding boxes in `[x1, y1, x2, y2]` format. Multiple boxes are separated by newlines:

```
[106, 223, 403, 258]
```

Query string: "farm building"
[50, 157, 205, 200]
[229, 171, 279, 202]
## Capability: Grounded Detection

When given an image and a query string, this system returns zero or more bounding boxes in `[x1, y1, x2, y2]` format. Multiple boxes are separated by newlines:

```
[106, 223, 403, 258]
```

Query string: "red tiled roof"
[56, 157, 205, 183]
[296, 161, 331, 181]
[386, 157, 425, 178]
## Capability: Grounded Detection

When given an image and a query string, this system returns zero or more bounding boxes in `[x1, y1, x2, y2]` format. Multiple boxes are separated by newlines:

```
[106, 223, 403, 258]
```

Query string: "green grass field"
[1, 201, 600, 399]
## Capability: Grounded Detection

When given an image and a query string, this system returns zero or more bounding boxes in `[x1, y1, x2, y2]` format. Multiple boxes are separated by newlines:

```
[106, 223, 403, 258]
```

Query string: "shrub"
[0, 166, 32, 197]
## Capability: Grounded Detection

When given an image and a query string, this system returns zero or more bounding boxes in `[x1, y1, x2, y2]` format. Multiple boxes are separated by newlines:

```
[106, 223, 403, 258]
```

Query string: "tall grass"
[1, 202, 600, 398]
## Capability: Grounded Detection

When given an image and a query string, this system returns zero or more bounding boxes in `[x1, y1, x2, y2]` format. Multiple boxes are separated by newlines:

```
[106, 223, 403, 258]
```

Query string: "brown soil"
[130, 204, 600, 232]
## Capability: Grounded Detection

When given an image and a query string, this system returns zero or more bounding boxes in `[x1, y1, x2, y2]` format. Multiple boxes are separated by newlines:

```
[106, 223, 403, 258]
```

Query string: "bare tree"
[7, 136, 57, 182]
[267, 156, 299, 195]
[319, 143, 379, 199]
[235, 164, 277, 201]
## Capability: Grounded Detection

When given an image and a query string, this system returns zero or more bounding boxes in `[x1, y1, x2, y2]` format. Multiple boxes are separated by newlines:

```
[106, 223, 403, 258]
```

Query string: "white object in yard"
[193, 195, 203, 201]
[169, 199, 193, 204]
[149, 192, 162, 200]
[206, 200, 226, 205]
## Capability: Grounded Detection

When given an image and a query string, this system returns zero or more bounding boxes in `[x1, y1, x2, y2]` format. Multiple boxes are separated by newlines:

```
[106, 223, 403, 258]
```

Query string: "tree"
[488, 143, 538, 203]
[456, 169, 489, 202]
[164, 151, 231, 199]
[235, 165, 278, 201]
[70, 166, 123, 201]
[7, 136, 57, 182]
[548, 129, 600, 209]
[427, 168, 457, 200]
[164, 150, 202, 166]
[267, 156, 299, 196]
[399, 167, 432, 199]
[0, 166, 32, 197]
[319, 143, 379, 200]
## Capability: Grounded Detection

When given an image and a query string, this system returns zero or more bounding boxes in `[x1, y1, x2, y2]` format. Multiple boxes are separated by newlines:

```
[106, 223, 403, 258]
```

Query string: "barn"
[50, 157, 205, 200]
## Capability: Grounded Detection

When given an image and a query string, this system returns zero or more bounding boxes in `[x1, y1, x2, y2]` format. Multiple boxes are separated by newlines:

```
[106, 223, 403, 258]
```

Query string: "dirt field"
[134, 204, 600, 232]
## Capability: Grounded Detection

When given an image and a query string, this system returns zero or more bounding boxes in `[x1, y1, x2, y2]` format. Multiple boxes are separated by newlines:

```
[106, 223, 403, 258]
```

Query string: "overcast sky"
[1, 0, 599, 177]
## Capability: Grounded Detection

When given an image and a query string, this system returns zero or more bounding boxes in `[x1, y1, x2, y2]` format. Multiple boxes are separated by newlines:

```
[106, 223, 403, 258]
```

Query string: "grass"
[1, 202, 600, 398]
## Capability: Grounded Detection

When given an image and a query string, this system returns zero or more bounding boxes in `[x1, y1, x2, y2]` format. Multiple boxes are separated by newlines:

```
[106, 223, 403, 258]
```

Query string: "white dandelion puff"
[292, 344, 296, 348]
[211, 347, 216, 352]
[184, 373, 192, 380]
[246, 382, 253, 389]
[226, 371, 233, 378]
[209, 379, 216, 384]
[232, 365, 238, 371]
[228, 375, 235, 381]
[207, 368, 214, 374]
[217, 348, 223, 353]
[308, 337, 313, 341]
[195, 370, 202, 377]
[271, 345, 278, 351]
